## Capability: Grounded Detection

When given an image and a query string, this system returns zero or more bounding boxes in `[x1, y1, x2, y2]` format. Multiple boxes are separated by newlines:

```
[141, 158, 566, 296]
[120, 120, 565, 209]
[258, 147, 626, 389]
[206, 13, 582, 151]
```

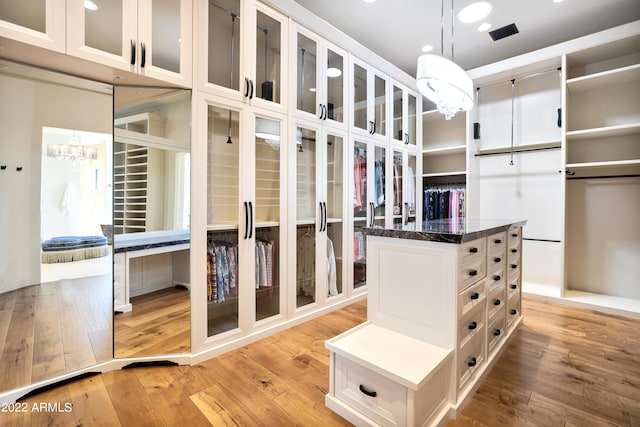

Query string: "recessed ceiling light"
[477, 22, 492, 32]
[553, 0, 565, 3]
[458, 1, 493, 23]
[421, 45, 434, 53]
[84, 0, 98, 10]
[363, 0, 376, 3]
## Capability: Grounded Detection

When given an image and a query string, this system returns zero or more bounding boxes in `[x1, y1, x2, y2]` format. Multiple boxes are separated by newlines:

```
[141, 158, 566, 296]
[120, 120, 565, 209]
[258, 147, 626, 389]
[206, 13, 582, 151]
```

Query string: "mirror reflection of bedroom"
[112, 87, 191, 358]
[0, 62, 113, 394]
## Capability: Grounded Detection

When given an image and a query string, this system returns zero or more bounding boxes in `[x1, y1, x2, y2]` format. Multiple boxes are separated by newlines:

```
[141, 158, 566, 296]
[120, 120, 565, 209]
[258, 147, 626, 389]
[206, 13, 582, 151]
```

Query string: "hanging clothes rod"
[475, 145, 561, 157]
[209, 1, 239, 19]
[476, 67, 561, 91]
[567, 174, 640, 180]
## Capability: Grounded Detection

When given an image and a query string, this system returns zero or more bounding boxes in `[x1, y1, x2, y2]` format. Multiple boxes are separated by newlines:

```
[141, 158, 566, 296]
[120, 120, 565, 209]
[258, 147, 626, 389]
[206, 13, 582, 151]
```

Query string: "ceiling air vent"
[489, 23, 519, 41]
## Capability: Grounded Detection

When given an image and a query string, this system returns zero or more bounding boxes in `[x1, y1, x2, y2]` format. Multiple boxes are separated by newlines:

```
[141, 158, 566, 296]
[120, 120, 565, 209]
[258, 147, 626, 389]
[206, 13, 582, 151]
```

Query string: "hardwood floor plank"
[66, 374, 122, 427]
[31, 306, 65, 383]
[102, 369, 167, 426]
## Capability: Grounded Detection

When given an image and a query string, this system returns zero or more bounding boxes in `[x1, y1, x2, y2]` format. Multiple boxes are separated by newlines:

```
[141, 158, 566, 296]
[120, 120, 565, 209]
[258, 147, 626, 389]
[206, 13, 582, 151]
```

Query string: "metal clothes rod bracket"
[474, 145, 561, 157]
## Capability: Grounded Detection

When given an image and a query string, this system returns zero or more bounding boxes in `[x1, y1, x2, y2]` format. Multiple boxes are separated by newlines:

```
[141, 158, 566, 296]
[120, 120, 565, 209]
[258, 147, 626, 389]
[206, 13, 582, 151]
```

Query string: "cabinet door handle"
[323, 202, 328, 231]
[130, 39, 136, 65]
[359, 384, 377, 398]
[248, 201, 254, 239]
[510, 284, 517, 290]
[468, 321, 477, 330]
[469, 247, 478, 253]
[243, 201, 249, 239]
[468, 357, 477, 367]
[249, 79, 254, 99]
[510, 309, 518, 315]
[244, 78, 250, 97]
[470, 292, 479, 300]
[404, 132, 409, 145]
[494, 329, 501, 336]
[403, 202, 409, 225]
[140, 42, 146, 68]
[468, 269, 478, 277]
[494, 299, 501, 306]
[369, 202, 375, 227]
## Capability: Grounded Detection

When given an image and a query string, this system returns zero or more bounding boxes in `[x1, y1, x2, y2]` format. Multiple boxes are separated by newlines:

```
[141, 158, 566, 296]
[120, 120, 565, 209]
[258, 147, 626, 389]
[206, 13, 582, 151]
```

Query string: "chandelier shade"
[46, 134, 98, 162]
[416, 53, 474, 120]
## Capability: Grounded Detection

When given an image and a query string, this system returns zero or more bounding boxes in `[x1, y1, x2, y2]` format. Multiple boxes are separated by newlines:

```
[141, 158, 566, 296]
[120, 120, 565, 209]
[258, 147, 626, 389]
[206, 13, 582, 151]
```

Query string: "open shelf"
[566, 122, 640, 140]
[566, 159, 640, 178]
[566, 63, 640, 93]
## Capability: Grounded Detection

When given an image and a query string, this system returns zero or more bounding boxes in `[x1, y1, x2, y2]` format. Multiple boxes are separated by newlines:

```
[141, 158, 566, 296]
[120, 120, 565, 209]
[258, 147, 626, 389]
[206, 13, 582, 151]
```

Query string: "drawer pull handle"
[494, 299, 501, 306]
[511, 248, 518, 253]
[359, 384, 377, 398]
[493, 275, 501, 281]
[470, 292, 480, 300]
[494, 239, 502, 244]
[468, 321, 477, 330]
[511, 233, 518, 237]
[510, 284, 517, 290]
[494, 257, 501, 263]
[469, 269, 478, 277]
[468, 357, 477, 367]
[469, 247, 478, 253]
[511, 264, 517, 269]
[510, 309, 518, 315]
[494, 329, 501, 336]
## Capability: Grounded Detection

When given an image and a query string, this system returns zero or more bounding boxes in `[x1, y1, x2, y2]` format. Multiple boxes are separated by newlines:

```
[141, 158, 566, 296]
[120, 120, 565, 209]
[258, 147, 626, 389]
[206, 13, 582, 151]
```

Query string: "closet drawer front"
[508, 227, 521, 243]
[487, 310, 506, 356]
[487, 286, 506, 322]
[459, 257, 486, 291]
[507, 296, 521, 330]
[507, 257, 520, 277]
[459, 237, 486, 264]
[459, 280, 486, 317]
[458, 304, 485, 348]
[507, 276, 520, 299]
[486, 268, 505, 294]
[335, 356, 407, 427]
[487, 231, 506, 252]
[488, 249, 506, 273]
[457, 333, 485, 391]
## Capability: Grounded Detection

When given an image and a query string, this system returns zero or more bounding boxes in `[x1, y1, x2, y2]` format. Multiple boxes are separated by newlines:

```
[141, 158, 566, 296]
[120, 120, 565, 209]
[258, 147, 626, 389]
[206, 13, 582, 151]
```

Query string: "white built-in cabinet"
[351, 56, 390, 141]
[466, 21, 640, 313]
[66, 0, 193, 87]
[0, 0, 66, 52]
[197, 0, 288, 114]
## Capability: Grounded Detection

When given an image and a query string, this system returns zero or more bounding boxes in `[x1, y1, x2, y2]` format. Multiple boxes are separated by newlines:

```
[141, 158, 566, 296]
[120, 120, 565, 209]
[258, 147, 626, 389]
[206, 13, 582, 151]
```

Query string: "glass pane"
[353, 140, 367, 289]
[326, 134, 343, 296]
[296, 126, 316, 307]
[0, 0, 45, 32]
[407, 154, 417, 222]
[393, 85, 402, 141]
[208, 0, 240, 90]
[373, 145, 386, 223]
[85, 0, 123, 56]
[254, 118, 281, 321]
[297, 33, 317, 114]
[207, 105, 240, 337]
[353, 64, 367, 131]
[152, 0, 181, 73]
[326, 49, 344, 124]
[408, 93, 417, 146]
[392, 151, 403, 222]
[255, 11, 281, 104]
[374, 75, 386, 136]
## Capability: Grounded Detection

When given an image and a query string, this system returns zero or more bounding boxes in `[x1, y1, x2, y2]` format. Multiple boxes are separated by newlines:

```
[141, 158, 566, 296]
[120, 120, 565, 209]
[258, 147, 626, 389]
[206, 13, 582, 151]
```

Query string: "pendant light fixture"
[416, 0, 474, 120]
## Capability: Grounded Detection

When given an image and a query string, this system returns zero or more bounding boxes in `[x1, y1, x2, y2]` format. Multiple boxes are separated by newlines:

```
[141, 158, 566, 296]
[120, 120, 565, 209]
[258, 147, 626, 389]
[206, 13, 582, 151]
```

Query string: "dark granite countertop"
[363, 218, 527, 244]
[114, 230, 190, 253]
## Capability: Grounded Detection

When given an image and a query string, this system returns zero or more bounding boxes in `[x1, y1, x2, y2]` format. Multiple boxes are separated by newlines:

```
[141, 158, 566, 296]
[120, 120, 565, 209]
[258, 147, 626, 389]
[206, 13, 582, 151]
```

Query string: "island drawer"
[487, 310, 506, 356]
[487, 286, 506, 322]
[459, 237, 486, 264]
[458, 304, 485, 348]
[457, 333, 485, 391]
[458, 257, 486, 291]
[487, 231, 506, 252]
[459, 280, 486, 316]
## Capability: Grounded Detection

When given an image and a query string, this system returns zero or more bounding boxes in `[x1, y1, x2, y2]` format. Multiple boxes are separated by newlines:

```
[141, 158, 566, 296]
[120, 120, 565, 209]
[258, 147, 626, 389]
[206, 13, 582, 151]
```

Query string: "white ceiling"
[291, 0, 640, 76]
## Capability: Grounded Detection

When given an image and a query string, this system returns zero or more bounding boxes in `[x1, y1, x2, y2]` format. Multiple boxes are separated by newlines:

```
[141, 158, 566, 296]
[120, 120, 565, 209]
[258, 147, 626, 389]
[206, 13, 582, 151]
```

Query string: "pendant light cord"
[440, 0, 444, 56]
[510, 79, 515, 165]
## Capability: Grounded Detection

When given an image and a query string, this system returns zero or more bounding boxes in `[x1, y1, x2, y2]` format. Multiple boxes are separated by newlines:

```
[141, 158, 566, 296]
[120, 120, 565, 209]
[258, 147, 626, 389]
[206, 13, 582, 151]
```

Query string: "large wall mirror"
[112, 87, 191, 358]
[0, 60, 113, 393]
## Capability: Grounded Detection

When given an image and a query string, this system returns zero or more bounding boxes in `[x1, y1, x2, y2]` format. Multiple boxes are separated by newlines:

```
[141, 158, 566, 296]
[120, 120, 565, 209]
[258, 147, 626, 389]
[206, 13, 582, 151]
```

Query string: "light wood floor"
[0, 275, 112, 394]
[3, 297, 639, 426]
[114, 286, 191, 358]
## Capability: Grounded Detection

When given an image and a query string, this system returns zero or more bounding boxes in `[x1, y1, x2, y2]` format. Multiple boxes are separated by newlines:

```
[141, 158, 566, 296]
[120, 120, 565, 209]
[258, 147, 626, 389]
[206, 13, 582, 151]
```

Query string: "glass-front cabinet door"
[391, 151, 419, 225]
[391, 81, 418, 147]
[200, 0, 287, 111]
[204, 97, 286, 339]
[66, 0, 192, 87]
[0, 0, 65, 52]
[292, 24, 348, 130]
[292, 121, 347, 312]
[351, 57, 389, 140]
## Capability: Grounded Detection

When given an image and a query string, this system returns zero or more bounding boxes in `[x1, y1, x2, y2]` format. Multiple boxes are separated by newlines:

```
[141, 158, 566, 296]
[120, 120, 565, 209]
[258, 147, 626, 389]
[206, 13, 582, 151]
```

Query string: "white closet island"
[325, 218, 525, 427]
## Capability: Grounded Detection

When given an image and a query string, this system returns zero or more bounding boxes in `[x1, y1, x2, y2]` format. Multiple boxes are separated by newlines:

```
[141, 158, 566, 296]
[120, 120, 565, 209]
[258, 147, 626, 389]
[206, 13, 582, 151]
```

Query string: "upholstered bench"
[42, 235, 109, 263]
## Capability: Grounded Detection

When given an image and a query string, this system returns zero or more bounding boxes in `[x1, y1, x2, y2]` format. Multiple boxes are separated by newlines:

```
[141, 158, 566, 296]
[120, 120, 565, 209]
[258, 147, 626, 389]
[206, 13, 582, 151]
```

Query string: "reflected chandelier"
[47, 133, 97, 162]
[416, 0, 474, 119]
